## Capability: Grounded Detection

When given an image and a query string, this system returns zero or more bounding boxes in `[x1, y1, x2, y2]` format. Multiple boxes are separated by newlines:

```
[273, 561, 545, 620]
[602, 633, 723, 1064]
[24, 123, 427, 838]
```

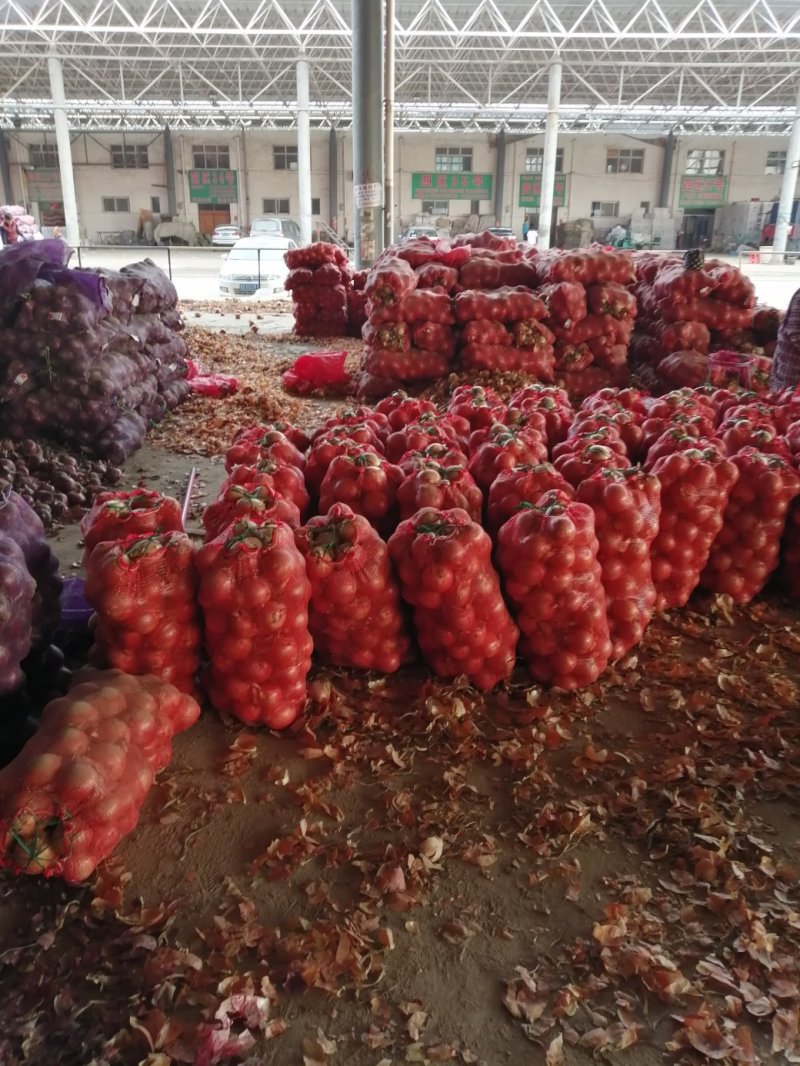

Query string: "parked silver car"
[219, 235, 295, 296]
[249, 216, 302, 244]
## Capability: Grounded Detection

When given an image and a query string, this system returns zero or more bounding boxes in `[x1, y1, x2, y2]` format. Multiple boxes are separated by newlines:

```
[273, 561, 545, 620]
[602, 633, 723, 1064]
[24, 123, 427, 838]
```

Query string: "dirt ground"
[1, 314, 799, 1066]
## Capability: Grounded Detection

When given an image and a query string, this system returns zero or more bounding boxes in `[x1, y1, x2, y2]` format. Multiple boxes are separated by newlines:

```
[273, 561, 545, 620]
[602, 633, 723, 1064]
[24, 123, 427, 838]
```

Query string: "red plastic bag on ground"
[646, 442, 739, 609]
[318, 452, 404, 535]
[576, 469, 661, 661]
[185, 359, 239, 398]
[197, 518, 312, 729]
[295, 504, 410, 672]
[80, 490, 183, 566]
[0, 669, 199, 883]
[396, 459, 483, 522]
[85, 531, 202, 695]
[282, 351, 351, 396]
[700, 448, 800, 603]
[388, 507, 518, 690]
[486, 463, 573, 536]
[496, 490, 611, 689]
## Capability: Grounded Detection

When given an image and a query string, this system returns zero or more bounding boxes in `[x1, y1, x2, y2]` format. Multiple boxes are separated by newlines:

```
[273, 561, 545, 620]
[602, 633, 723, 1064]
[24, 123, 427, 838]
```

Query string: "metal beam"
[0, 129, 12, 203]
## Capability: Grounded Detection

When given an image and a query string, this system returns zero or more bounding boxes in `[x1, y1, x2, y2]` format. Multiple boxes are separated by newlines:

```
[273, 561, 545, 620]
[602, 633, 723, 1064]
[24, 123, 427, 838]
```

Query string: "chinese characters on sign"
[411, 172, 493, 201]
[188, 169, 239, 204]
[518, 175, 568, 209]
[678, 175, 728, 208]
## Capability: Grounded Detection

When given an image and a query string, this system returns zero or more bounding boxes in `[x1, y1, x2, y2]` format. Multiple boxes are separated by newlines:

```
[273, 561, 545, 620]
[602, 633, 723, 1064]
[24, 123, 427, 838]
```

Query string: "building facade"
[0, 128, 793, 248]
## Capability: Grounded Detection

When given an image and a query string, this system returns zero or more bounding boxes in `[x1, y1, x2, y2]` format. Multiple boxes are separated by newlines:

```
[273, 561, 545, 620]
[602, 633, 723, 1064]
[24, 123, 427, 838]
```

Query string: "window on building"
[524, 147, 564, 173]
[102, 196, 131, 213]
[192, 144, 230, 169]
[686, 149, 725, 176]
[765, 150, 787, 175]
[111, 144, 149, 169]
[640, 201, 651, 212]
[273, 145, 298, 171]
[29, 143, 58, 168]
[606, 148, 645, 174]
[311, 197, 321, 215]
[422, 200, 450, 216]
[151, 196, 161, 213]
[591, 201, 620, 218]
[262, 198, 290, 214]
[434, 147, 473, 172]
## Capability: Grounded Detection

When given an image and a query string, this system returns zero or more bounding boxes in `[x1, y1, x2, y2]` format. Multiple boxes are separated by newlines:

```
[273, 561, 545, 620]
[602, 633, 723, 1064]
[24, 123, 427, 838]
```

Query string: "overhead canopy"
[1, 0, 799, 135]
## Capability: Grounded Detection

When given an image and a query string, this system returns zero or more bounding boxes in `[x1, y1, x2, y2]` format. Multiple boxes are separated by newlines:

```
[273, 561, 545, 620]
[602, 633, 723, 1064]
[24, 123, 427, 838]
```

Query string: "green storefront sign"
[518, 175, 568, 209]
[25, 168, 62, 201]
[678, 175, 728, 208]
[411, 172, 493, 201]
[188, 169, 238, 204]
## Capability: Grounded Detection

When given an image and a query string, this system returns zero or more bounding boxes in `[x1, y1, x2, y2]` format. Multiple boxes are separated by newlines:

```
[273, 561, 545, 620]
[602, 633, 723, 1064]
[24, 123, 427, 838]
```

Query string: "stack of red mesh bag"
[285, 243, 350, 337]
[454, 287, 555, 377]
[534, 248, 636, 398]
[348, 269, 369, 337]
[84, 531, 202, 697]
[630, 254, 758, 390]
[362, 256, 454, 382]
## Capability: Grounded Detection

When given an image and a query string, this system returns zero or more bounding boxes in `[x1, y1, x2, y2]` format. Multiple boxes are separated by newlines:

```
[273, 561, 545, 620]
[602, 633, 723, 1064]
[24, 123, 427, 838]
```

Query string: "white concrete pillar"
[296, 53, 312, 246]
[537, 59, 562, 251]
[384, 0, 395, 247]
[773, 83, 800, 258]
[47, 54, 80, 246]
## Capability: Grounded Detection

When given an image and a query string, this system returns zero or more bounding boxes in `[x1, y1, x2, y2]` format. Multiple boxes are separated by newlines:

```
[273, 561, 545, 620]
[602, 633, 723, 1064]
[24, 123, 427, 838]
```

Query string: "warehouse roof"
[1, 0, 799, 134]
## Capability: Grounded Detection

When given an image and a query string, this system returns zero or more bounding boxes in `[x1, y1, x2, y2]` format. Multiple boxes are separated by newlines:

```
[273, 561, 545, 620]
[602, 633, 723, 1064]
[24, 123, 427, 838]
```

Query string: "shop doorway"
[680, 209, 715, 249]
[197, 204, 231, 236]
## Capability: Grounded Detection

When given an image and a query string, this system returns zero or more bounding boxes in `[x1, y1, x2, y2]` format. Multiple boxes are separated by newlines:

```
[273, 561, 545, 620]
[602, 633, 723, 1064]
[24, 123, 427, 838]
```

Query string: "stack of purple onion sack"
[0, 244, 190, 464]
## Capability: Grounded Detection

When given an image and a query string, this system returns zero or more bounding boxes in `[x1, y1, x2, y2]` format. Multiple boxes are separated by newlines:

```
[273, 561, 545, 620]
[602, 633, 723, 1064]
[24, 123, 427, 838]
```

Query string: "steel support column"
[47, 53, 80, 245]
[0, 131, 12, 204]
[296, 53, 312, 247]
[329, 127, 338, 230]
[773, 83, 800, 257]
[238, 128, 249, 229]
[352, 0, 384, 268]
[494, 128, 506, 225]
[537, 59, 562, 251]
[164, 126, 177, 216]
[659, 130, 675, 209]
[384, 0, 395, 247]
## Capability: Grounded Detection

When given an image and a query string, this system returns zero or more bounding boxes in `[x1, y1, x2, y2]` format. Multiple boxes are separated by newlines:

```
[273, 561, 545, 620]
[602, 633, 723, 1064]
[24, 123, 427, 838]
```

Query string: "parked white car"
[211, 224, 243, 247]
[219, 235, 295, 296]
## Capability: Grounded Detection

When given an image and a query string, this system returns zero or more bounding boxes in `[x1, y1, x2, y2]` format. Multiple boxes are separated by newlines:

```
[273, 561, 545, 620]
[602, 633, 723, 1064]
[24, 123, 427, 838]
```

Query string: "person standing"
[526, 223, 538, 247]
[0, 213, 19, 245]
[522, 219, 530, 242]
[769, 285, 800, 392]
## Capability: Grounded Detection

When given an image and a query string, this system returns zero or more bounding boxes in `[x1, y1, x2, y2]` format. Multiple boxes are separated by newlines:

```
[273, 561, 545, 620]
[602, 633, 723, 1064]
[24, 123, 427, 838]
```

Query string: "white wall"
[2, 128, 793, 244]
